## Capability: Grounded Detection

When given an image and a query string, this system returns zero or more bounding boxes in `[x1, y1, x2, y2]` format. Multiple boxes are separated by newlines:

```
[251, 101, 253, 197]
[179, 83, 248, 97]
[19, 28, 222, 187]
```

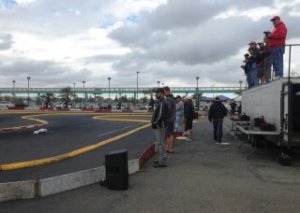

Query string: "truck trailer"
[242, 77, 300, 148]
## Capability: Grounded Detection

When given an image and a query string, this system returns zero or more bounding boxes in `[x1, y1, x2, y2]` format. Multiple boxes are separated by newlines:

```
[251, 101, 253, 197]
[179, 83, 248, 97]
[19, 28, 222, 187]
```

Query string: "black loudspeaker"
[105, 149, 129, 190]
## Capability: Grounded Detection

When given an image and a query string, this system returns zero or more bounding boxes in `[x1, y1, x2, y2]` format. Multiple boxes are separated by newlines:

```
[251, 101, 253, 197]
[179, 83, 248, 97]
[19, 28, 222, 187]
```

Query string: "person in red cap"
[267, 16, 287, 78]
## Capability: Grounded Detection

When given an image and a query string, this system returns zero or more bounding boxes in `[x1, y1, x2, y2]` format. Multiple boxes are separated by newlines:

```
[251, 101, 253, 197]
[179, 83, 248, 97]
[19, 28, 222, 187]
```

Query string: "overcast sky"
[0, 0, 300, 88]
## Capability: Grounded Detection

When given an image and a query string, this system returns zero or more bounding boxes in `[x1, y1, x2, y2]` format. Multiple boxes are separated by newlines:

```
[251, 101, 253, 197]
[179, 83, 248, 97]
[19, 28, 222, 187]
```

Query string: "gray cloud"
[1, 0, 299, 88]
[0, 57, 93, 87]
[0, 33, 13, 50]
[107, 0, 300, 86]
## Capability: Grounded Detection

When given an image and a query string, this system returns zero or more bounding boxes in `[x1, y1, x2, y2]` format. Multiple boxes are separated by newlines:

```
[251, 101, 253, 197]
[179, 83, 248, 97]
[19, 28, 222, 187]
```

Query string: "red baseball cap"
[270, 16, 280, 21]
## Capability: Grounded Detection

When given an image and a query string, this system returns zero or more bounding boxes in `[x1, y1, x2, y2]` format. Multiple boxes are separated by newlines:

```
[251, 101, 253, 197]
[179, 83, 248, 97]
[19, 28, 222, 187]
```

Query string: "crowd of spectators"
[241, 16, 287, 88]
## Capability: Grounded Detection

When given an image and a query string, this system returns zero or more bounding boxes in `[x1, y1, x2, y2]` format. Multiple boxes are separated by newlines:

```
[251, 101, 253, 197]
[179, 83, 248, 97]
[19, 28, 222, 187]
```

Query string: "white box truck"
[242, 77, 300, 148]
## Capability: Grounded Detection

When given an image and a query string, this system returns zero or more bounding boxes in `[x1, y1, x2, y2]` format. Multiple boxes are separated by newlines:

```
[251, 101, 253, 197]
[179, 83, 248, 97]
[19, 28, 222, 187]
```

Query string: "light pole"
[82, 81, 86, 108]
[196, 76, 200, 110]
[136, 71, 140, 102]
[12, 80, 16, 99]
[73, 82, 76, 90]
[108, 77, 111, 101]
[157, 81, 161, 88]
[27, 76, 30, 107]
[239, 80, 243, 90]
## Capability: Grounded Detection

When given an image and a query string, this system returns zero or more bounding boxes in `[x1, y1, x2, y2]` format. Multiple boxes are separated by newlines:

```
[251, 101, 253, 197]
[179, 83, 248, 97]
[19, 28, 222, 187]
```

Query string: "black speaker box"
[105, 149, 129, 190]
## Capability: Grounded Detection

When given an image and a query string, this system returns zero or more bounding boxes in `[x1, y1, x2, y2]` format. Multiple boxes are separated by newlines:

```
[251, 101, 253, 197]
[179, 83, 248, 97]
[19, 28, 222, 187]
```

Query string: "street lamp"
[157, 81, 161, 88]
[108, 77, 111, 100]
[136, 71, 140, 100]
[27, 76, 30, 107]
[239, 80, 243, 90]
[196, 76, 200, 110]
[73, 82, 76, 90]
[12, 80, 16, 103]
[82, 81, 86, 89]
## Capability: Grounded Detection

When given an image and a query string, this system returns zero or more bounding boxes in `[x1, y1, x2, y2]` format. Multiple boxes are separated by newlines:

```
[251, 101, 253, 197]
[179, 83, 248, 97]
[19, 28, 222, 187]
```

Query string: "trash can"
[105, 149, 129, 190]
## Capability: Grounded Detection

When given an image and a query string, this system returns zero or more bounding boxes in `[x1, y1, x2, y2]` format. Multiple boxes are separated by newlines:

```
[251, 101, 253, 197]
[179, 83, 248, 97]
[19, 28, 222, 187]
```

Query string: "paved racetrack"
[0, 114, 34, 129]
[0, 113, 154, 183]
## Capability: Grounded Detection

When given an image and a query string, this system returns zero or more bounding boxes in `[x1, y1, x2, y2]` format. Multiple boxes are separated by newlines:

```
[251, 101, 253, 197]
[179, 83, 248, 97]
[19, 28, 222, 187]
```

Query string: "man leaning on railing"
[266, 16, 287, 78]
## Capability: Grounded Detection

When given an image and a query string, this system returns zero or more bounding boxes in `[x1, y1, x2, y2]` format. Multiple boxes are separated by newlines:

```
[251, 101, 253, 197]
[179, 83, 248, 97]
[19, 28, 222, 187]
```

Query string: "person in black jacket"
[183, 98, 195, 140]
[151, 88, 169, 167]
[208, 97, 228, 143]
[164, 86, 176, 153]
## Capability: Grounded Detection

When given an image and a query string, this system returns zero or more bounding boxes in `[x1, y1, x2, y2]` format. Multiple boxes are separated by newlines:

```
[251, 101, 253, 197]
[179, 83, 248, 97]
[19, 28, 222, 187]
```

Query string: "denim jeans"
[272, 46, 285, 77]
[250, 63, 259, 87]
[247, 72, 252, 88]
[213, 120, 223, 142]
[154, 128, 167, 165]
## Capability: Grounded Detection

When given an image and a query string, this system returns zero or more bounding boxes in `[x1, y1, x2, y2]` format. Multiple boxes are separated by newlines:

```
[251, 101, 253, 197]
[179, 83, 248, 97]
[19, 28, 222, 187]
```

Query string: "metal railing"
[0, 86, 245, 94]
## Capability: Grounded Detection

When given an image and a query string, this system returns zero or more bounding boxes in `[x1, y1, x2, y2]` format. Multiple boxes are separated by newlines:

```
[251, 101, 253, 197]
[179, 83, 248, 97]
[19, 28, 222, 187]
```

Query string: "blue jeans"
[247, 72, 252, 88]
[250, 63, 259, 87]
[272, 46, 285, 77]
[213, 120, 223, 142]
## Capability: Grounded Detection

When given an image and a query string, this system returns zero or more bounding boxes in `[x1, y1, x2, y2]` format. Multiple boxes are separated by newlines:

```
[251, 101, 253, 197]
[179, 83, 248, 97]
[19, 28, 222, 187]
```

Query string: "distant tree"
[41, 93, 54, 108]
[15, 98, 26, 107]
[192, 92, 203, 100]
[114, 95, 119, 102]
[60, 87, 74, 108]
[140, 96, 148, 104]
[35, 96, 43, 106]
[149, 95, 154, 110]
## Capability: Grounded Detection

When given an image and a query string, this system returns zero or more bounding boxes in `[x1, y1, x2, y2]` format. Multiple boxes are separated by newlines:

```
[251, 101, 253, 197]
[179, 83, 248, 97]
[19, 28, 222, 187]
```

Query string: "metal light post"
[82, 81, 87, 108]
[196, 76, 200, 110]
[108, 77, 111, 101]
[239, 80, 243, 91]
[12, 80, 16, 100]
[136, 71, 140, 102]
[27, 76, 30, 107]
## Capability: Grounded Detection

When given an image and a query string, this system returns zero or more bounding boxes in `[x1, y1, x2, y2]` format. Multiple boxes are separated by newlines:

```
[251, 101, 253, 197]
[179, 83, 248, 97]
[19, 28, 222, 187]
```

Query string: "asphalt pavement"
[0, 114, 154, 182]
[0, 114, 34, 129]
[2, 119, 300, 213]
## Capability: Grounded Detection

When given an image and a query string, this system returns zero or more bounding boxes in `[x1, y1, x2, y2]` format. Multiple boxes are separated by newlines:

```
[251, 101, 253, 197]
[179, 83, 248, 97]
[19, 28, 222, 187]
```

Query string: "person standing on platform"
[267, 16, 287, 78]
[175, 95, 185, 135]
[208, 96, 228, 143]
[163, 86, 177, 153]
[151, 88, 169, 167]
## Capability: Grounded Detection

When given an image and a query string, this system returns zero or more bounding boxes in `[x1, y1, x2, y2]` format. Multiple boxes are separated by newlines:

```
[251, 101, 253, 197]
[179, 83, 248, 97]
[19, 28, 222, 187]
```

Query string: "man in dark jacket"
[164, 86, 176, 153]
[183, 98, 195, 140]
[267, 16, 287, 78]
[152, 88, 169, 167]
[208, 97, 228, 143]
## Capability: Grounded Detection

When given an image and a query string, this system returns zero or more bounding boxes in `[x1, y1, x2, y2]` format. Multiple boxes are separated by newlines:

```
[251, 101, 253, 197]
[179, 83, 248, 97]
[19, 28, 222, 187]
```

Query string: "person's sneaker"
[153, 163, 167, 168]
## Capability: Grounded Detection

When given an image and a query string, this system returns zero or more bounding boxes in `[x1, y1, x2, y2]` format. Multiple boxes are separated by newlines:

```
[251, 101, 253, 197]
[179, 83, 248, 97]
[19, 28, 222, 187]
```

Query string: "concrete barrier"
[40, 167, 106, 197]
[0, 180, 36, 202]
[0, 159, 141, 202]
